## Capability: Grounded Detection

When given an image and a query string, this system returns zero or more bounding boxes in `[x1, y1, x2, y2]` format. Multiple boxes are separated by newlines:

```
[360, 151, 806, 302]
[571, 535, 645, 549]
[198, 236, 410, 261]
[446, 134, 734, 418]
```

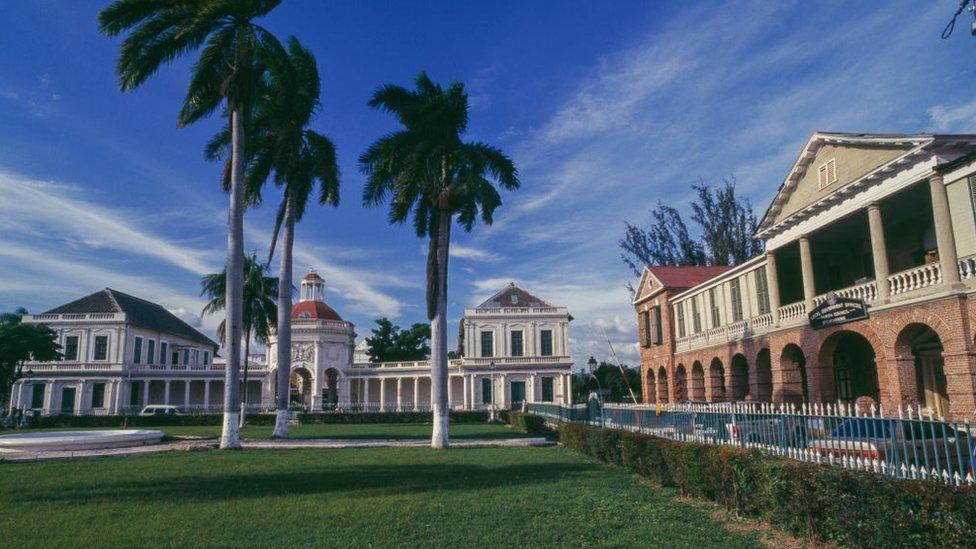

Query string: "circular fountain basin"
[0, 430, 164, 452]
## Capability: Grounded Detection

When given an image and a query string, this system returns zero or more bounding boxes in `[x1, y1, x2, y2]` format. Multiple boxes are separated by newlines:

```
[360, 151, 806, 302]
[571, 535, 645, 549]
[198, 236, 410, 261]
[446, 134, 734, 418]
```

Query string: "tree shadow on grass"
[9, 461, 595, 506]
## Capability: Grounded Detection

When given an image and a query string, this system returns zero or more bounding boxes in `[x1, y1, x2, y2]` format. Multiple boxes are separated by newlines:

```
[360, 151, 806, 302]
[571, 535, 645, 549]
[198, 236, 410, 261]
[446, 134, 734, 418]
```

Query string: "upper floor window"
[133, 336, 143, 364]
[709, 288, 721, 329]
[93, 335, 109, 361]
[171, 350, 179, 365]
[818, 158, 837, 190]
[640, 310, 651, 347]
[676, 303, 687, 338]
[730, 279, 744, 322]
[540, 329, 553, 356]
[480, 331, 494, 358]
[691, 297, 702, 334]
[160, 342, 168, 366]
[755, 268, 771, 315]
[203, 351, 210, 365]
[63, 335, 79, 361]
[510, 330, 524, 357]
[182, 350, 189, 365]
[191, 349, 199, 365]
[146, 339, 156, 365]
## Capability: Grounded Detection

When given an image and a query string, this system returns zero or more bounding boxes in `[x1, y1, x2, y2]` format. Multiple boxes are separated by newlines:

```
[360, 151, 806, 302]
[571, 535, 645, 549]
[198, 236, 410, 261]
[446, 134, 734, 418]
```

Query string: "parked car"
[807, 417, 972, 474]
[138, 405, 186, 417]
[725, 414, 807, 447]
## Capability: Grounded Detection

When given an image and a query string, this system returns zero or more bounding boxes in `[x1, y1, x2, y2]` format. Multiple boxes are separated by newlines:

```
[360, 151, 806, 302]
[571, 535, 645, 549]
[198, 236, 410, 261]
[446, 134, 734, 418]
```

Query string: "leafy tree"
[620, 178, 763, 277]
[0, 308, 61, 410]
[573, 362, 641, 403]
[207, 38, 339, 438]
[360, 72, 519, 448]
[365, 318, 431, 362]
[99, 0, 286, 449]
[201, 252, 278, 425]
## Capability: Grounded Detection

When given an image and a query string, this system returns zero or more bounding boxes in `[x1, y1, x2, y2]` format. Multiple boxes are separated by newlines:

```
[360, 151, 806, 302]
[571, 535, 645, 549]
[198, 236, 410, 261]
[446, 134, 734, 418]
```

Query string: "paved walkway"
[0, 437, 553, 462]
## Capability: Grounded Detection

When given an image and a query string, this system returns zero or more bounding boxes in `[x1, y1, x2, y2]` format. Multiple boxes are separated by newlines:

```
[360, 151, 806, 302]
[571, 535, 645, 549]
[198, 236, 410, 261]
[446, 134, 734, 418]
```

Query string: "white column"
[164, 380, 171, 405]
[470, 374, 477, 409]
[184, 380, 191, 406]
[396, 377, 403, 411]
[564, 373, 572, 405]
[413, 376, 420, 412]
[765, 252, 781, 323]
[447, 375, 454, 410]
[204, 380, 211, 410]
[867, 202, 890, 300]
[500, 374, 508, 409]
[363, 378, 371, 411]
[143, 380, 150, 407]
[799, 235, 816, 311]
[929, 173, 961, 287]
[379, 378, 386, 412]
[462, 375, 470, 410]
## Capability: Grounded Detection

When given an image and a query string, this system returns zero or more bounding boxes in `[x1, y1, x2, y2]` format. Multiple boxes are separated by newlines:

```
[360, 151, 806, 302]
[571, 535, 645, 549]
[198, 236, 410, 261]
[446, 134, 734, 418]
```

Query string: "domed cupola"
[291, 268, 343, 321]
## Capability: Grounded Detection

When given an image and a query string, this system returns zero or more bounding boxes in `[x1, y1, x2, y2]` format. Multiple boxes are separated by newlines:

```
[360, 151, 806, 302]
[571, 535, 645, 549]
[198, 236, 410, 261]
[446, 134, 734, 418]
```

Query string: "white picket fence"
[528, 400, 976, 487]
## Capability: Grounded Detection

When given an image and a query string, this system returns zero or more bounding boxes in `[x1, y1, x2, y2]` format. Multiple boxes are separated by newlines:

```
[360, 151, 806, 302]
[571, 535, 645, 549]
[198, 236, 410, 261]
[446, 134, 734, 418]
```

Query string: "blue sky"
[2, 1, 976, 365]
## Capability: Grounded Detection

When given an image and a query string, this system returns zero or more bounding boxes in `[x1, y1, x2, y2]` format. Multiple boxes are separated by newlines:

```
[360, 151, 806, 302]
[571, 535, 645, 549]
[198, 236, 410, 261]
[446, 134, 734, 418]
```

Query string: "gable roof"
[755, 132, 964, 235]
[477, 282, 553, 308]
[634, 266, 732, 304]
[44, 288, 218, 349]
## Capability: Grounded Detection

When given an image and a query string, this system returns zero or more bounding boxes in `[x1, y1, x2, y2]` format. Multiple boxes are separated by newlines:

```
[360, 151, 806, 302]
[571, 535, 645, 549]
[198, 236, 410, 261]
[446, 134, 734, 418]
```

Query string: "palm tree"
[206, 38, 339, 437]
[360, 72, 519, 448]
[99, 0, 285, 449]
[201, 253, 278, 427]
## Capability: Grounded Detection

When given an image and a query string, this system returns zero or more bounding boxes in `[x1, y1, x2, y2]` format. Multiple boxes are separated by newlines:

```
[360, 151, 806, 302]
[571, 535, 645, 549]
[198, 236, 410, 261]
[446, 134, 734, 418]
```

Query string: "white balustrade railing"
[777, 302, 806, 322]
[959, 256, 976, 280]
[887, 263, 941, 296]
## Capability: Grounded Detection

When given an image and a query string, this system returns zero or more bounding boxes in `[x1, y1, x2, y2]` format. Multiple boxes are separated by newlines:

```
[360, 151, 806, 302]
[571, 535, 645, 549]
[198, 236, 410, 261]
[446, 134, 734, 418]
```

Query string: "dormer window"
[818, 158, 837, 190]
[509, 294, 518, 305]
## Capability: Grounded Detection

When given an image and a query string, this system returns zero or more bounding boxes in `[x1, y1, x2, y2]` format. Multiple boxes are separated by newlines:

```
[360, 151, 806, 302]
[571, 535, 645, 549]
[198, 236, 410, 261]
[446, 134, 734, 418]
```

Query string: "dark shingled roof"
[43, 289, 218, 349]
[478, 283, 554, 308]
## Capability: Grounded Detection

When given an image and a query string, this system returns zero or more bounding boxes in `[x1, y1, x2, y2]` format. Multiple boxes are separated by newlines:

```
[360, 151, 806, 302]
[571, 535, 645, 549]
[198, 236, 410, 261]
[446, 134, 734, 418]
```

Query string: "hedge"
[13, 410, 491, 429]
[297, 410, 489, 424]
[506, 411, 551, 435]
[559, 423, 976, 548]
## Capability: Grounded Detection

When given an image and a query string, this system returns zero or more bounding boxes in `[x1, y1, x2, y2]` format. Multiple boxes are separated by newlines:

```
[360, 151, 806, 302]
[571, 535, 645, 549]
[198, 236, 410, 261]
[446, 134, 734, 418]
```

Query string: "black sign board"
[808, 295, 868, 329]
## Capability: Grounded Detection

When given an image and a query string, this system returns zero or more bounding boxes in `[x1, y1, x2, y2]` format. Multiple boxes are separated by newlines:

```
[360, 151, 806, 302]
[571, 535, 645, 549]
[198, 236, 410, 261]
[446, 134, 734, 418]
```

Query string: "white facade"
[10, 280, 574, 416]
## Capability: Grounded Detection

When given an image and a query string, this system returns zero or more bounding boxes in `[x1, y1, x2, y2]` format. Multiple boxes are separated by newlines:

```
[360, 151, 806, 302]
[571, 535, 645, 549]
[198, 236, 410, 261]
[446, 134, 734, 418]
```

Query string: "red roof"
[303, 271, 324, 282]
[291, 301, 342, 321]
[647, 266, 732, 291]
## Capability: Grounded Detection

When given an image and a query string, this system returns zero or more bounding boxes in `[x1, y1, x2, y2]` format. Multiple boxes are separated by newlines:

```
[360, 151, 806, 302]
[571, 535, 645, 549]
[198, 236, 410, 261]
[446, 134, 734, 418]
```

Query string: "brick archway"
[755, 348, 772, 402]
[657, 366, 669, 404]
[644, 367, 657, 404]
[674, 364, 688, 402]
[690, 361, 705, 401]
[706, 358, 726, 402]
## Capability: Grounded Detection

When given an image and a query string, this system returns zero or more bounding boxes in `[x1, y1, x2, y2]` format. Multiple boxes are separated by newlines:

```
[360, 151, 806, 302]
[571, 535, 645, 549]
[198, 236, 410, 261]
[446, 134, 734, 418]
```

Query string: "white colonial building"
[8, 273, 574, 415]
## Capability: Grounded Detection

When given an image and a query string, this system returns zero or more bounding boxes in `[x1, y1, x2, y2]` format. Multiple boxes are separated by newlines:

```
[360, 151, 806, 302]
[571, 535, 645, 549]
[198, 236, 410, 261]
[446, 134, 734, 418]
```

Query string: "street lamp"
[587, 356, 597, 374]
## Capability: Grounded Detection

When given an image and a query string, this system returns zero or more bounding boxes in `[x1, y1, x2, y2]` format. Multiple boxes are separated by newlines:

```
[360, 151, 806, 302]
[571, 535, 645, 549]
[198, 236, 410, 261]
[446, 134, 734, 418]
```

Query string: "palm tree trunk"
[220, 104, 245, 450]
[240, 332, 250, 429]
[430, 209, 452, 449]
[273, 194, 295, 438]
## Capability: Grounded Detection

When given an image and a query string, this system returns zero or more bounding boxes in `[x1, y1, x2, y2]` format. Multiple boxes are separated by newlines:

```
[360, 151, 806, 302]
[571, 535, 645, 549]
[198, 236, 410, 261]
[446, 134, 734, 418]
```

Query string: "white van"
[138, 405, 186, 417]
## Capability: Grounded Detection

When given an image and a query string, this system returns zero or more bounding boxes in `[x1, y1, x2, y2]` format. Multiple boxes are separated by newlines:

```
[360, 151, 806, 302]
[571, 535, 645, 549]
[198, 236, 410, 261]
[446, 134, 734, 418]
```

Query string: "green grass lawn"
[0, 445, 762, 547]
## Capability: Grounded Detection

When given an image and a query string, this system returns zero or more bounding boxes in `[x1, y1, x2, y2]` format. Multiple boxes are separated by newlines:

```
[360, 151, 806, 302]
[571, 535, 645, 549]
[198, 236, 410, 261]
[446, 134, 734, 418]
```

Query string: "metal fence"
[527, 400, 976, 487]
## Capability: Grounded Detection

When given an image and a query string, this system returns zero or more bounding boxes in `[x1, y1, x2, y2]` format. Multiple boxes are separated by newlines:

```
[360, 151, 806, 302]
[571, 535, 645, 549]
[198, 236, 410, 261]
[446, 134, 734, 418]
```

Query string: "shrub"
[558, 423, 976, 547]
[296, 410, 489, 424]
[506, 412, 550, 435]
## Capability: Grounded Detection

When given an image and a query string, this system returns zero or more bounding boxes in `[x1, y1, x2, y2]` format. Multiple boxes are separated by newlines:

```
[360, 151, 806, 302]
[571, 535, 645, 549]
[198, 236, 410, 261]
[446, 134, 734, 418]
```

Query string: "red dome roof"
[303, 271, 324, 282]
[291, 301, 342, 321]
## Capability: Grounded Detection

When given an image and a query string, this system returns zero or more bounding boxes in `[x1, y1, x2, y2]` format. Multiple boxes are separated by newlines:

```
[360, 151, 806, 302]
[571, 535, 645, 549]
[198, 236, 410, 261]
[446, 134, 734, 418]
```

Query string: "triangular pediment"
[632, 268, 662, 304]
[757, 132, 932, 234]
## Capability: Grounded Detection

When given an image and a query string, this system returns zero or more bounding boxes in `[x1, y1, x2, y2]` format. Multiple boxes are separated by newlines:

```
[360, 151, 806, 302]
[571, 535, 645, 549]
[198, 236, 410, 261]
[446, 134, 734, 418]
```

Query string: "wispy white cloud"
[928, 98, 976, 131]
[0, 169, 220, 275]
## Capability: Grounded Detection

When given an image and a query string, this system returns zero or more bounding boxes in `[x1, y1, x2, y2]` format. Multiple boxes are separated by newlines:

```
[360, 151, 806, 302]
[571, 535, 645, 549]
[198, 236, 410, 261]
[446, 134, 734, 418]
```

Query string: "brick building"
[634, 132, 976, 419]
